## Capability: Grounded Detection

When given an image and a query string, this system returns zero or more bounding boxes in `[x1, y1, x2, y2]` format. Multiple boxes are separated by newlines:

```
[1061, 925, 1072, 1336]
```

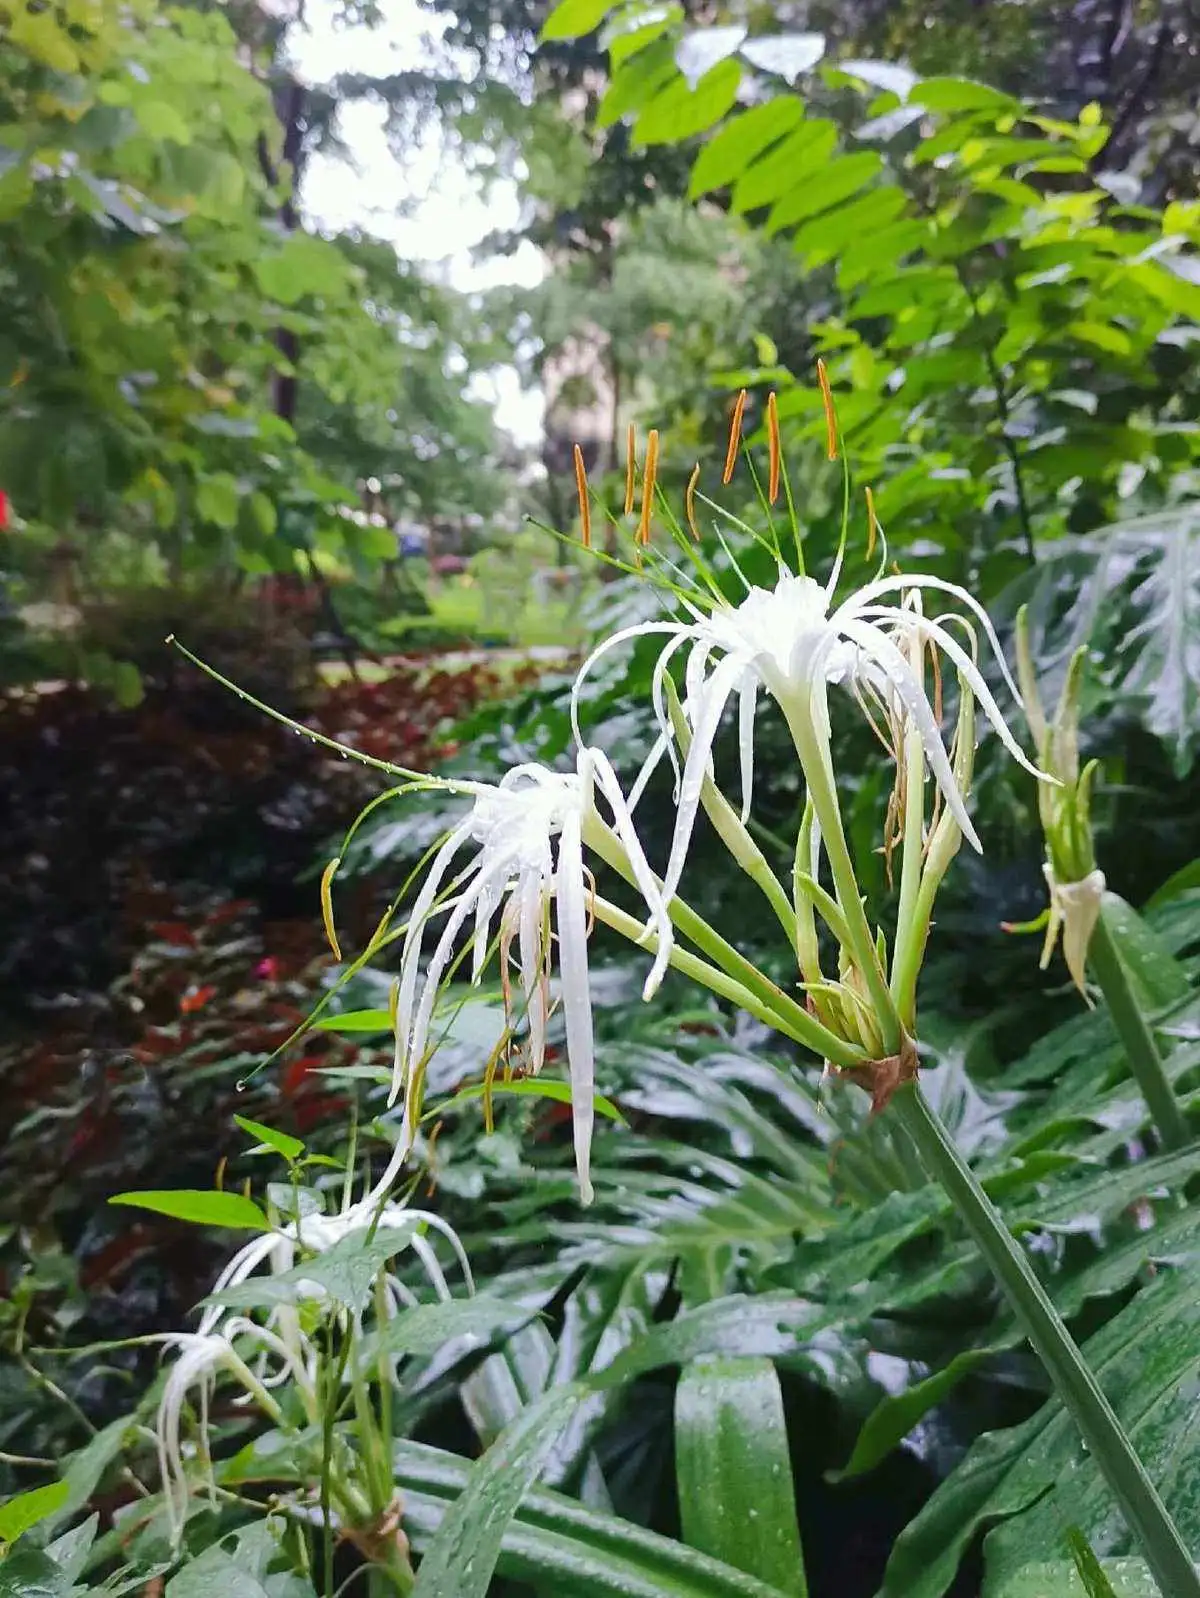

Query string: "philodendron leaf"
[880, 1266, 1200, 1598]
[675, 1356, 807, 1595]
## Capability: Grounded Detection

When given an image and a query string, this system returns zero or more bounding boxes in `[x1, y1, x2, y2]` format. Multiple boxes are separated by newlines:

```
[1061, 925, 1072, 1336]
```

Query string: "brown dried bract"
[835, 1032, 919, 1114]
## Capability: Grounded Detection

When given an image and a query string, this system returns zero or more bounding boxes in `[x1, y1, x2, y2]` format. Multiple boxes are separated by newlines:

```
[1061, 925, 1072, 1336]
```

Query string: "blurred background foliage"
[3, 0, 1200, 1593]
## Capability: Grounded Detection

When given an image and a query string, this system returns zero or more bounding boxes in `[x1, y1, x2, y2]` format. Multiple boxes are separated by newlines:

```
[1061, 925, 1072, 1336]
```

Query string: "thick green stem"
[778, 695, 900, 1051]
[1088, 914, 1191, 1152]
[893, 1083, 1200, 1598]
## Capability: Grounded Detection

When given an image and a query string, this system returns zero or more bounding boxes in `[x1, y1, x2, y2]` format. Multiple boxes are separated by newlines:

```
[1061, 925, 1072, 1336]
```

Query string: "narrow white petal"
[555, 806, 597, 1205]
[586, 747, 675, 991]
[658, 654, 745, 919]
[915, 615, 1047, 782]
[842, 573, 1024, 707]
[737, 671, 758, 824]
[840, 619, 982, 851]
[517, 863, 549, 1074]
[400, 863, 506, 1105]
[394, 821, 475, 1095]
[571, 622, 686, 748]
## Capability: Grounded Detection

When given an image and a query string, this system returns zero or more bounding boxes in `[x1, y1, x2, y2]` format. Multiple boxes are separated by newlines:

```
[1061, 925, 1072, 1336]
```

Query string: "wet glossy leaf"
[675, 1356, 806, 1594]
[881, 1267, 1200, 1598]
[410, 1382, 588, 1598]
[395, 1437, 793, 1597]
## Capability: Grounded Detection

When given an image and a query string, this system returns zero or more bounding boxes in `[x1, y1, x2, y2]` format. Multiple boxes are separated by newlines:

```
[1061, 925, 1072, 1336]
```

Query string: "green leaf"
[1146, 860, 1200, 911]
[109, 1190, 269, 1231]
[134, 101, 193, 144]
[1097, 894, 1192, 1010]
[541, 0, 617, 41]
[410, 1383, 587, 1598]
[248, 492, 277, 539]
[0, 1482, 70, 1547]
[792, 185, 908, 265]
[989, 1558, 1175, 1596]
[313, 1007, 394, 1033]
[440, 1078, 626, 1125]
[765, 151, 883, 235]
[633, 58, 743, 148]
[234, 1116, 305, 1162]
[880, 1267, 1200, 1598]
[196, 472, 240, 530]
[368, 1298, 534, 1360]
[207, 1221, 420, 1310]
[394, 1438, 795, 1597]
[832, 1346, 998, 1481]
[1064, 1528, 1124, 1597]
[597, 40, 677, 127]
[675, 1356, 807, 1595]
[731, 121, 838, 213]
[914, 76, 1022, 113]
[254, 235, 350, 306]
[166, 1542, 273, 1598]
[689, 100, 805, 197]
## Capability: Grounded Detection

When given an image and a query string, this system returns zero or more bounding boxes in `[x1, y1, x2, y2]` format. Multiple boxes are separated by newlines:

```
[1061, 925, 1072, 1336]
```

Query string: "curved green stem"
[778, 695, 900, 1052]
[585, 819, 862, 1067]
[590, 896, 867, 1069]
[892, 1083, 1200, 1598]
[1088, 915, 1191, 1152]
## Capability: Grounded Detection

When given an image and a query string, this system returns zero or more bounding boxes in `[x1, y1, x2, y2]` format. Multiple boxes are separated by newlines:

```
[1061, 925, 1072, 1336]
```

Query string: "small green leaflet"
[109, 1190, 269, 1231]
[0, 1480, 70, 1545]
[234, 1116, 305, 1162]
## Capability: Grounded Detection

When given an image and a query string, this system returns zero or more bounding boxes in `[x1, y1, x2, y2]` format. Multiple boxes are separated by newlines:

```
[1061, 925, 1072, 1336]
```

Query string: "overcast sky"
[289, 0, 546, 446]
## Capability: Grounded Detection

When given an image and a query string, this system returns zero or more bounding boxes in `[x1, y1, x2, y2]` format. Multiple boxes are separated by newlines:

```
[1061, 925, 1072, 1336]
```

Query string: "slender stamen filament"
[685, 463, 701, 540]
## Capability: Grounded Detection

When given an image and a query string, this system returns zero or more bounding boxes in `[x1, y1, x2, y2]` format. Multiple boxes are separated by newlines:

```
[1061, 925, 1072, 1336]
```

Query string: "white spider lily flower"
[155, 1319, 301, 1540]
[199, 1179, 473, 1342]
[574, 568, 1044, 913]
[392, 747, 670, 1204]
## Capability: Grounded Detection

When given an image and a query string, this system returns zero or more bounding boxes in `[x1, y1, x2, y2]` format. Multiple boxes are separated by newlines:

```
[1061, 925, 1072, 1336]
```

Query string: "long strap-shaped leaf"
[675, 1356, 808, 1597]
[396, 1438, 790, 1597]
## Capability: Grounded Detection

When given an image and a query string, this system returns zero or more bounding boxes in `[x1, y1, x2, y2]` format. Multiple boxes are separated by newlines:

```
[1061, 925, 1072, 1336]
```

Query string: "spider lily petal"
[389, 750, 667, 1197]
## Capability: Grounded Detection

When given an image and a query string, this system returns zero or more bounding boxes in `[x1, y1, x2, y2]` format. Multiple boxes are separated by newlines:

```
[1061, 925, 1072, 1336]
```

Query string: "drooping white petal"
[737, 670, 758, 824]
[658, 654, 746, 922]
[585, 747, 673, 973]
[555, 803, 596, 1205]
[399, 857, 510, 1104]
[394, 820, 476, 1092]
[841, 573, 1024, 708]
[840, 617, 981, 851]
[517, 861, 549, 1074]
[570, 622, 687, 749]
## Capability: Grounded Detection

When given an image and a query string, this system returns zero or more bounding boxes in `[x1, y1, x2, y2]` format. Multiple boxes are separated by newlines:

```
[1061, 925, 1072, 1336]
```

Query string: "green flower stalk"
[558, 385, 1197, 1595]
[1014, 608, 1190, 1152]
